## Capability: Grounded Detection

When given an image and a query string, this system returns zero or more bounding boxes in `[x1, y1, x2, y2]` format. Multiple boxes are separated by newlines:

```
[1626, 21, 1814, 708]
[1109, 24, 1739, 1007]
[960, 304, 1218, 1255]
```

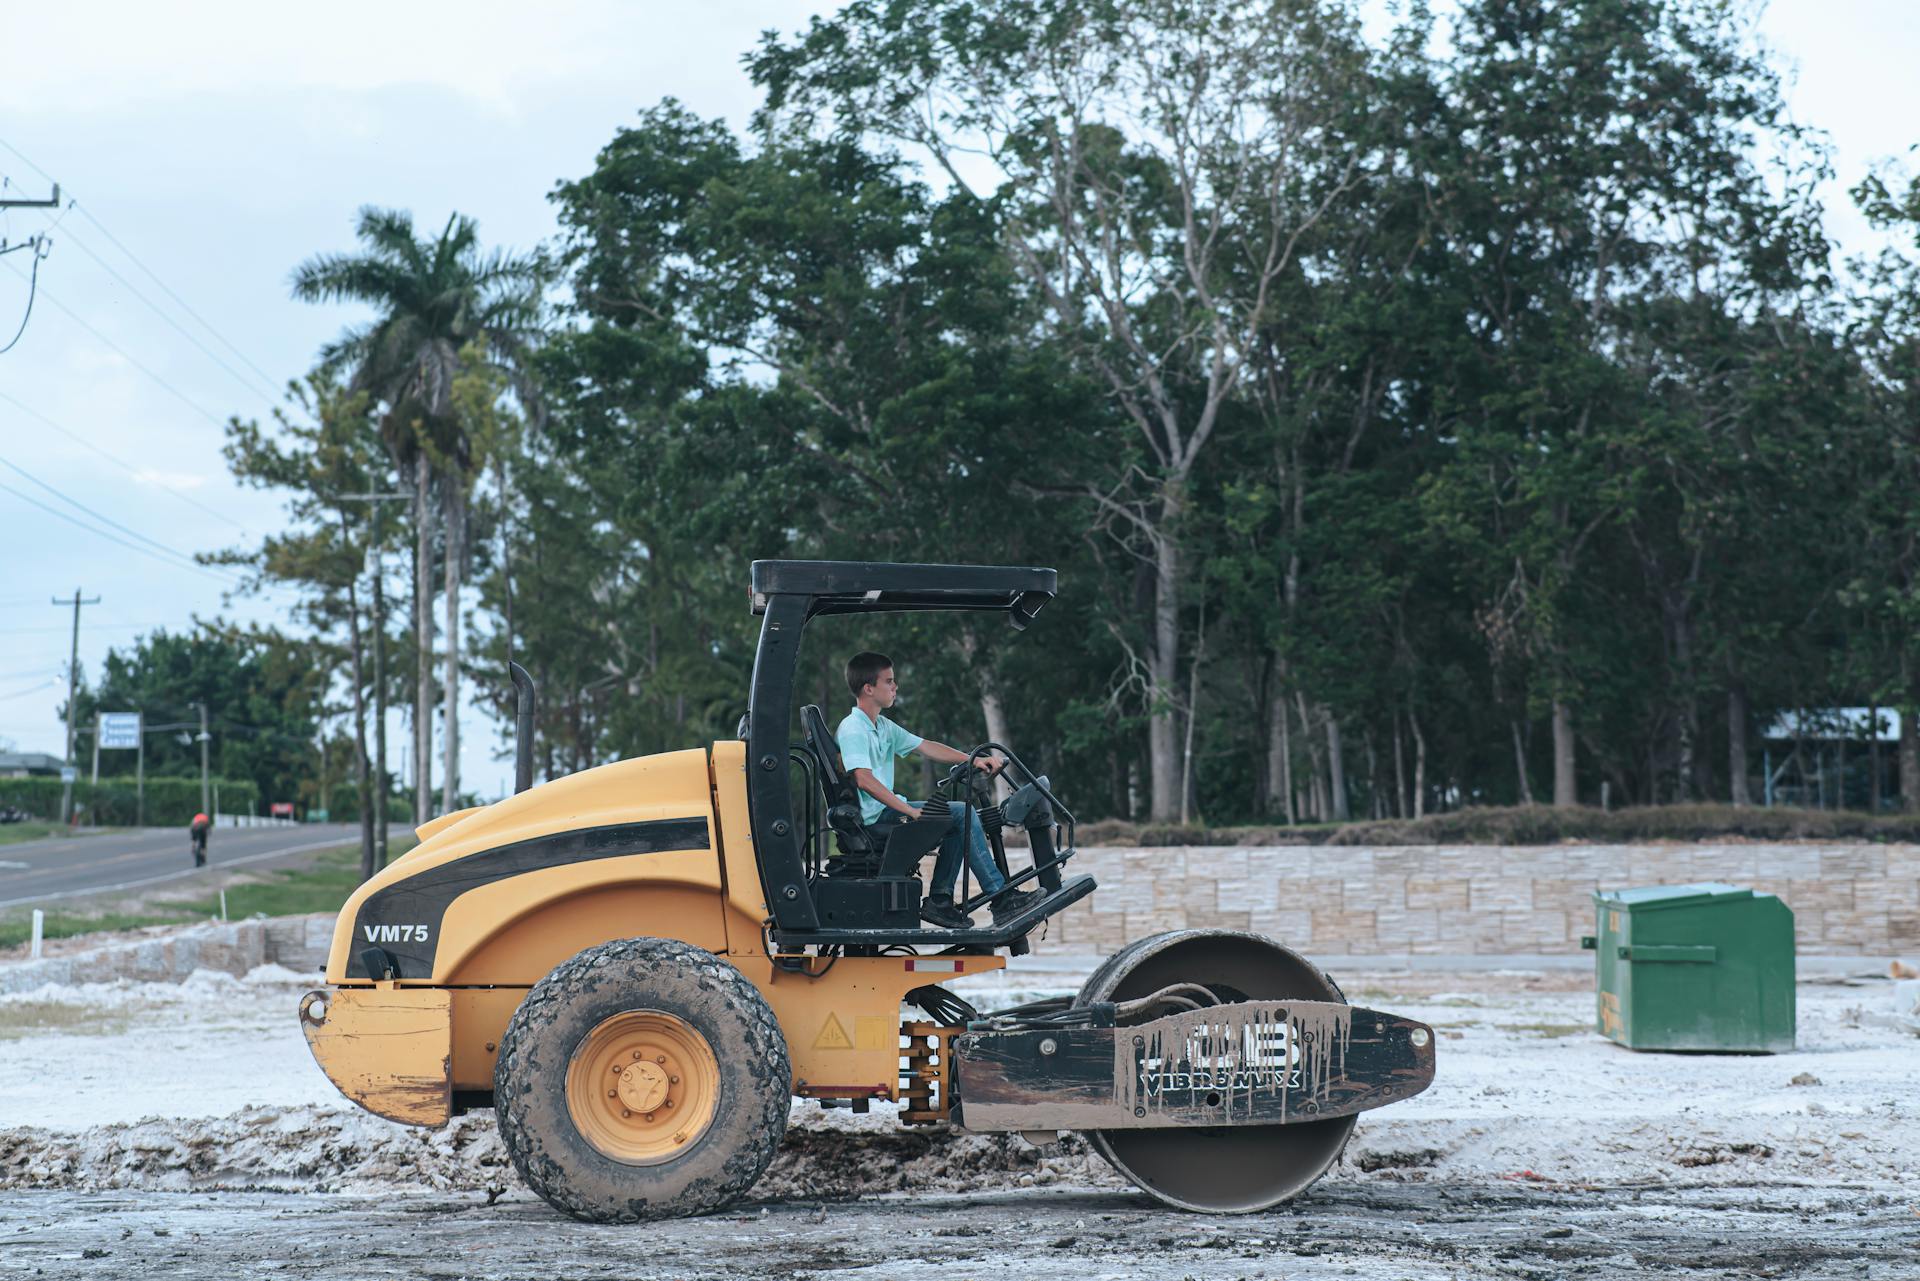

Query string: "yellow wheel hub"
[566, 1010, 720, 1165]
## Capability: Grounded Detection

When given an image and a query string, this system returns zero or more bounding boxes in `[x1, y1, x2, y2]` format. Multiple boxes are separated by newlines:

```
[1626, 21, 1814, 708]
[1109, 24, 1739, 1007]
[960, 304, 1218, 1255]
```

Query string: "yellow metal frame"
[304, 739, 1005, 1125]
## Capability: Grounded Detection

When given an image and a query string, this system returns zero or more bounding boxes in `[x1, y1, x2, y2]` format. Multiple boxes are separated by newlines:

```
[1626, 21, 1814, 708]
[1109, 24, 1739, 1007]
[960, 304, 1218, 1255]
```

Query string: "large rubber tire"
[1075, 929, 1356, 1213]
[495, 937, 791, 1222]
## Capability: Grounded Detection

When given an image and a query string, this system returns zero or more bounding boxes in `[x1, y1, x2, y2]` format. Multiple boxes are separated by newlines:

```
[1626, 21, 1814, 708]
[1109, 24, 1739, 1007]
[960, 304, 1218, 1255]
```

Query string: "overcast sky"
[0, 1, 1913, 805]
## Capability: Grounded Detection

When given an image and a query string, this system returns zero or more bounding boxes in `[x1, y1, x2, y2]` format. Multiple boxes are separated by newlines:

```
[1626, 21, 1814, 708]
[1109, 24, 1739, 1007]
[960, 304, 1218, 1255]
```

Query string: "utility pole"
[196, 701, 211, 816]
[0, 182, 59, 210]
[52, 588, 99, 824]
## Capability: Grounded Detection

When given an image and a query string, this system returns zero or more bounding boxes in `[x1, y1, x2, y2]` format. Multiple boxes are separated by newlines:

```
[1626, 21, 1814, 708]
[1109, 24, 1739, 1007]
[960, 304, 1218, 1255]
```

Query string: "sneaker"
[920, 896, 974, 929]
[989, 888, 1042, 923]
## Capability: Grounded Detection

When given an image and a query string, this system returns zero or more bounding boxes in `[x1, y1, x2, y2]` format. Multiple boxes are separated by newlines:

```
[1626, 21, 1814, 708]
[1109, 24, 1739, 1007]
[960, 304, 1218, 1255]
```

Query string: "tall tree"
[291, 207, 544, 819]
[754, 0, 1380, 820]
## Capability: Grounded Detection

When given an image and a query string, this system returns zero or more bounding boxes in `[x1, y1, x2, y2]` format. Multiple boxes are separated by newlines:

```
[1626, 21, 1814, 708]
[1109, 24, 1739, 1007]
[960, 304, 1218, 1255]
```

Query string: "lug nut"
[608, 1089, 618, 1098]
[645, 1112, 656, 1122]
[632, 1050, 642, 1060]
[668, 1075, 679, 1084]
[655, 1055, 666, 1064]
[621, 1109, 631, 1118]
[665, 1099, 675, 1109]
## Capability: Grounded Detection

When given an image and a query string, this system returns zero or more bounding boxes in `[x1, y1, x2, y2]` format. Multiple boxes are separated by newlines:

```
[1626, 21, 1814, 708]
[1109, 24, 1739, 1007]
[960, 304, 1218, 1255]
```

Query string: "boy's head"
[846, 651, 897, 707]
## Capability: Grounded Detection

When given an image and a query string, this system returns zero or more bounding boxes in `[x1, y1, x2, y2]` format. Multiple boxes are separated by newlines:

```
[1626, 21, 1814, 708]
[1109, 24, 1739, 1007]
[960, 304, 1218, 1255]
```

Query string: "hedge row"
[1062, 803, 1920, 847]
[0, 776, 260, 827]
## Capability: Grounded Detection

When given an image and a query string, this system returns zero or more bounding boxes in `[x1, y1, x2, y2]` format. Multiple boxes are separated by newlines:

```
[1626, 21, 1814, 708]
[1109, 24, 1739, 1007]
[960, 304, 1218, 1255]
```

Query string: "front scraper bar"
[952, 1000, 1435, 1132]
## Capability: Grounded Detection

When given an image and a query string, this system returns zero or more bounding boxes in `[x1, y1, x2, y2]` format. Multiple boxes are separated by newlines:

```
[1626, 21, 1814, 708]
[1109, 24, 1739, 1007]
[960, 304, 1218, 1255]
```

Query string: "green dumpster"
[1581, 883, 1795, 1053]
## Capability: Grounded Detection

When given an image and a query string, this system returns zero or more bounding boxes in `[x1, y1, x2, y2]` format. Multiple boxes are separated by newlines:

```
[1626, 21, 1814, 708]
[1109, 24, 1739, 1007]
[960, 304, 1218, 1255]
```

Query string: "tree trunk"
[1179, 607, 1205, 827]
[1147, 518, 1183, 822]
[1551, 699, 1576, 807]
[1296, 693, 1325, 821]
[441, 482, 462, 815]
[413, 452, 433, 822]
[1869, 701, 1882, 814]
[1511, 720, 1535, 805]
[1325, 712, 1349, 822]
[1902, 658, 1919, 814]
[1410, 708, 1427, 820]
[1268, 684, 1295, 824]
[1728, 684, 1751, 806]
[1392, 709, 1408, 819]
[371, 557, 390, 868]
[345, 578, 374, 882]
[980, 681, 1010, 802]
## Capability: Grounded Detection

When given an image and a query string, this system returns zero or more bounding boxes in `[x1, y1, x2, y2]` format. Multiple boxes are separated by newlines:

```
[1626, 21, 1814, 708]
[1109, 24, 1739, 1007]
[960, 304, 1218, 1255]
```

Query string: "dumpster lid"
[1595, 882, 1753, 910]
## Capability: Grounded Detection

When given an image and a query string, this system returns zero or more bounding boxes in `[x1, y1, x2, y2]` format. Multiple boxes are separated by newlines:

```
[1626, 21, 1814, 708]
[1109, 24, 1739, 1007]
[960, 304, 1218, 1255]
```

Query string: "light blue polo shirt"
[836, 706, 924, 824]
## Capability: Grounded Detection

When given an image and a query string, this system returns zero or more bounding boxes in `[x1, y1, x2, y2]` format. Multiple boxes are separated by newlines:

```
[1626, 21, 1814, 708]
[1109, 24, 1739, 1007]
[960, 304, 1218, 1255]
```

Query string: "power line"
[0, 452, 232, 578]
[0, 136, 287, 403]
[0, 253, 233, 431]
[0, 235, 47, 355]
[0, 477, 239, 587]
[0, 388, 252, 534]
[0, 679, 55, 702]
[39, 216, 284, 407]
[0, 622, 172, 636]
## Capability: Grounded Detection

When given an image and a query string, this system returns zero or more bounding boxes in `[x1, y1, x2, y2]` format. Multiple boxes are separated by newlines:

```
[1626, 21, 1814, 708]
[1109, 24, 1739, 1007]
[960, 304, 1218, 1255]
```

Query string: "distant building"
[1760, 708, 1901, 811]
[0, 751, 65, 778]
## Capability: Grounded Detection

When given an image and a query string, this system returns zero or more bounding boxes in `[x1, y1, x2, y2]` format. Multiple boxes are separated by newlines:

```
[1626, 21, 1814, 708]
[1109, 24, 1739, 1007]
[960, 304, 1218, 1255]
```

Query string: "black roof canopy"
[750, 560, 1056, 629]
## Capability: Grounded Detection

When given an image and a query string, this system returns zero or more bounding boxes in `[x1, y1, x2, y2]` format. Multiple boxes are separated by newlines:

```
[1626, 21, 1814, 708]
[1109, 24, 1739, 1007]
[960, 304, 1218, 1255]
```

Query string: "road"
[0, 824, 359, 909]
[1, 1181, 1911, 1280]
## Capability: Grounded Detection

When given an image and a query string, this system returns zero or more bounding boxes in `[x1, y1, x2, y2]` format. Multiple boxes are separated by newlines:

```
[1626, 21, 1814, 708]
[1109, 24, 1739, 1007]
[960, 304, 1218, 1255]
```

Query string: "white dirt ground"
[0, 953, 1915, 1278]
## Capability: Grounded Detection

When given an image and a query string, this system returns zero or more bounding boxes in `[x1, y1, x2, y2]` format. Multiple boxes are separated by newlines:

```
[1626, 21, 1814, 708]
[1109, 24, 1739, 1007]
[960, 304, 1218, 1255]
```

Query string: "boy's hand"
[976, 756, 1006, 776]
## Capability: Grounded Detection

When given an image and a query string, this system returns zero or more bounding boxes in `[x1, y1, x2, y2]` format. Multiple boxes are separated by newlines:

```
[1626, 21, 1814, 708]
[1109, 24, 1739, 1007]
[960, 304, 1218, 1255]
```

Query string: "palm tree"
[292, 207, 544, 820]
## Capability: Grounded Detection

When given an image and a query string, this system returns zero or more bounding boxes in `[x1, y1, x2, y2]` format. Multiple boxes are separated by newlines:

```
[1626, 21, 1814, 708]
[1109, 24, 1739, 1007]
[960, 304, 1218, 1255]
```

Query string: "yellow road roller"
[300, 560, 1435, 1220]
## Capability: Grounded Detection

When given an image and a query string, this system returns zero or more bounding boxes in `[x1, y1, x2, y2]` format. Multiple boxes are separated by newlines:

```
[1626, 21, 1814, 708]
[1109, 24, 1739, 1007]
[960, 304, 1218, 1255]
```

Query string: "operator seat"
[800, 704, 884, 873]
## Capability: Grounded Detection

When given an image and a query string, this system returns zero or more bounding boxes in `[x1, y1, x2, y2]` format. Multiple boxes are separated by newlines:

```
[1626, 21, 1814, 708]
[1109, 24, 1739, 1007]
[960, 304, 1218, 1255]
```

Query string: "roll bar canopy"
[744, 560, 1055, 934]
[750, 560, 1056, 628]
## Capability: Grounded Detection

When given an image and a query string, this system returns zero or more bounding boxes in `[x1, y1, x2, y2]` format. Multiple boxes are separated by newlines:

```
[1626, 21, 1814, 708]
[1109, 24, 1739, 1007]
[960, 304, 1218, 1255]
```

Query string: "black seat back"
[801, 704, 877, 861]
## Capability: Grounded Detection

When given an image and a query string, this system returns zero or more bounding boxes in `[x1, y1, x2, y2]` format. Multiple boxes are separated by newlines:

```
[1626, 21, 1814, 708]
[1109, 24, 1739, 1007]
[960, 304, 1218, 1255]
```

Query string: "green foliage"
[0, 777, 260, 827]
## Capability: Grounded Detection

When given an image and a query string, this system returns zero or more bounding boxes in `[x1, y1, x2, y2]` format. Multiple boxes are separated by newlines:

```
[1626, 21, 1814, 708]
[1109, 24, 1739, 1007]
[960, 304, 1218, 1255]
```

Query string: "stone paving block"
[1753, 846, 1824, 880]
[1888, 914, 1920, 947]
[1277, 876, 1343, 912]
[1787, 879, 1855, 913]
[1310, 908, 1379, 951]
[1820, 909, 1887, 950]
[1502, 909, 1570, 950]
[1246, 909, 1314, 946]
[1820, 848, 1886, 880]
[1187, 849, 1250, 884]
[1873, 877, 1920, 912]
[1405, 878, 1470, 912]
[1372, 849, 1429, 877]
[1372, 908, 1440, 951]
[1468, 877, 1532, 913]
[1792, 910, 1825, 945]
[1312, 848, 1375, 880]
[1531, 880, 1600, 918]
[1345, 877, 1404, 912]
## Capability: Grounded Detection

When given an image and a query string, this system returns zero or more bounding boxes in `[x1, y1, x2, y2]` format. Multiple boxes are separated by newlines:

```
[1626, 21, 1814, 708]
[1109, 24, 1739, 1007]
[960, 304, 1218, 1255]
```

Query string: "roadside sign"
[270, 802, 295, 818]
[99, 712, 140, 750]
[60, 766, 77, 783]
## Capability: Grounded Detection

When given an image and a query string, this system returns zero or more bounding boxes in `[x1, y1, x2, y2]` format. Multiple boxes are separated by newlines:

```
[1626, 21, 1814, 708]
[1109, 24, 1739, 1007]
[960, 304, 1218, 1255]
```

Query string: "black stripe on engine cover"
[347, 816, 711, 979]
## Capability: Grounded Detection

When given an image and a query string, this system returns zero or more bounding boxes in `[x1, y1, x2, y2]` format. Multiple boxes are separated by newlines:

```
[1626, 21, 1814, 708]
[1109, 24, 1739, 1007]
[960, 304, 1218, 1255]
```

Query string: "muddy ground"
[5, 1179, 1915, 1279]
[1, 957, 1916, 1278]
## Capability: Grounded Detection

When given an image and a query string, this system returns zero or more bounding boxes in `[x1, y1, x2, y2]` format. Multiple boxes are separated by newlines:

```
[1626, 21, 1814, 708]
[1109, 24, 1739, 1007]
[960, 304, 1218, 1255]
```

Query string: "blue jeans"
[864, 801, 1007, 900]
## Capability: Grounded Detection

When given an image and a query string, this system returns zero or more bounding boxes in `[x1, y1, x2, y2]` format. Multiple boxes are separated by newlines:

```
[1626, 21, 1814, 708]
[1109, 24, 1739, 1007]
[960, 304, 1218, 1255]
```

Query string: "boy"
[835, 651, 1039, 929]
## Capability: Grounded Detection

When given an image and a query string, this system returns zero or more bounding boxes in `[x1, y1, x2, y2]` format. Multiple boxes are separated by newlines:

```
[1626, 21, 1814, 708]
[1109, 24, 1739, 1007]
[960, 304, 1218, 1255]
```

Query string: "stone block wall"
[1041, 843, 1920, 957]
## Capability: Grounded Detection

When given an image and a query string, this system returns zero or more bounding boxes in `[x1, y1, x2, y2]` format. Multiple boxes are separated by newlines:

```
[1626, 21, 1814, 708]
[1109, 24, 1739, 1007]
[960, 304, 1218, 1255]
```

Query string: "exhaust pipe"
[509, 661, 536, 794]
